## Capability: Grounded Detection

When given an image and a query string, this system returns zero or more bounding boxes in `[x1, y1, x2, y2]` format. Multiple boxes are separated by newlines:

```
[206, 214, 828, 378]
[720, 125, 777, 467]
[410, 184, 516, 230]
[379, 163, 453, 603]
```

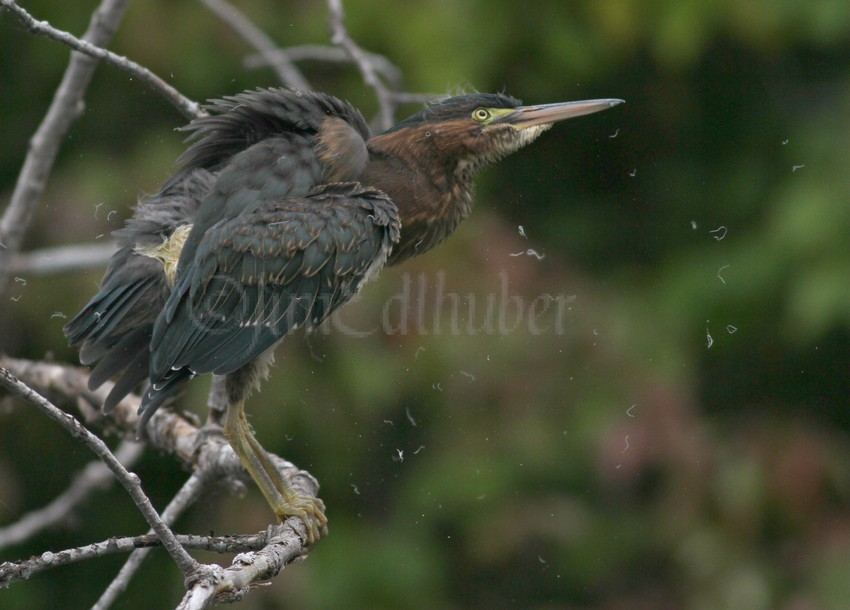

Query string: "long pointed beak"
[504, 98, 624, 129]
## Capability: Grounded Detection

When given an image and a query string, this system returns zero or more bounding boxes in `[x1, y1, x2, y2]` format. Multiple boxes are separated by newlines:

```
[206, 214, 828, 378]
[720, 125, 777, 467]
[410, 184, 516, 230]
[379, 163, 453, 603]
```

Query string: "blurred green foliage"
[1, 0, 849, 608]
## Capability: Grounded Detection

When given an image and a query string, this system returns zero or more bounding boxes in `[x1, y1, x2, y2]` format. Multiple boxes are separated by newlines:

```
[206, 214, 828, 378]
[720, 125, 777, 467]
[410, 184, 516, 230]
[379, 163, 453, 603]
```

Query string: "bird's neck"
[363, 131, 474, 265]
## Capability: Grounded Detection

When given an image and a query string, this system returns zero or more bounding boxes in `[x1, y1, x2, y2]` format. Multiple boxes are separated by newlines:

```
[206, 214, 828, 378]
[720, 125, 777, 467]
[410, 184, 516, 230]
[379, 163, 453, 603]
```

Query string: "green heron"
[65, 88, 622, 544]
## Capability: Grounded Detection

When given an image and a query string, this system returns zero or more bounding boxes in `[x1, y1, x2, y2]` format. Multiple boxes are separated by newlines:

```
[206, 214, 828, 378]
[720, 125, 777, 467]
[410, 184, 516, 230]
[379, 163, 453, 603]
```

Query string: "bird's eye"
[472, 108, 491, 122]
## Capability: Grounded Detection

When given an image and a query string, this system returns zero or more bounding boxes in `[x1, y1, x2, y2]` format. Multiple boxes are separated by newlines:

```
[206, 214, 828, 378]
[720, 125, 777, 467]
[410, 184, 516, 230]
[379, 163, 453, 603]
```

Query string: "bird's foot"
[276, 492, 328, 546]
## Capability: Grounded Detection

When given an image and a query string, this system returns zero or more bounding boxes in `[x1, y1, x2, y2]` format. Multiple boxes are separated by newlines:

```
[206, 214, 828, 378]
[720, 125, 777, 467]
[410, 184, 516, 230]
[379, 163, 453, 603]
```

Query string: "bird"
[64, 88, 623, 544]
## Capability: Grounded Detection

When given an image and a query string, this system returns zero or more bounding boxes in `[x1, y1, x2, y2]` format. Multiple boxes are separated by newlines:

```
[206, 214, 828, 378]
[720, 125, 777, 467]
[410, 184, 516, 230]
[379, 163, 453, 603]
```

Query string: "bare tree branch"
[0, 357, 141, 433]
[0, 0, 130, 295]
[327, 0, 397, 130]
[0, 0, 201, 121]
[198, 0, 310, 90]
[1, 357, 322, 605]
[9, 241, 116, 276]
[0, 366, 202, 581]
[388, 91, 442, 105]
[243, 44, 401, 88]
[93, 471, 210, 610]
[0, 530, 267, 588]
[0, 439, 143, 552]
[177, 523, 310, 609]
[244, 45, 442, 109]
[0, 358, 318, 494]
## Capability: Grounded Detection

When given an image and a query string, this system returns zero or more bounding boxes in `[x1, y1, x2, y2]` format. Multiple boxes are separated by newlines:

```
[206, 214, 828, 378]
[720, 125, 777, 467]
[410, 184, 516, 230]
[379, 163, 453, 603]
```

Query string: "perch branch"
[177, 523, 311, 609]
[0, 357, 322, 605]
[0, 358, 318, 496]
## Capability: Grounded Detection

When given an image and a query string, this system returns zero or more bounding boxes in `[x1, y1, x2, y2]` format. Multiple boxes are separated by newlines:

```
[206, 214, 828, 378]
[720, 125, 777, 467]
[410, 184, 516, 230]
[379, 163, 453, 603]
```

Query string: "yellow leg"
[223, 399, 327, 545]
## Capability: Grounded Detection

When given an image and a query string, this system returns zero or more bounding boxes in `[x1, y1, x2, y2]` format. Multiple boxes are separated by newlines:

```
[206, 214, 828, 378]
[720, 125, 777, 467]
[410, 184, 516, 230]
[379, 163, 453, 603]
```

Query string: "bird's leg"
[223, 396, 326, 545]
[241, 415, 327, 534]
[223, 398, 284, 506]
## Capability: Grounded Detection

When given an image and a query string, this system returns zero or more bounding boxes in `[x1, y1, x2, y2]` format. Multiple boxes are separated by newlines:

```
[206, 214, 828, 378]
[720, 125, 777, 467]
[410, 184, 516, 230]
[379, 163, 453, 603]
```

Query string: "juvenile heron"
[65, 89, 623, 544]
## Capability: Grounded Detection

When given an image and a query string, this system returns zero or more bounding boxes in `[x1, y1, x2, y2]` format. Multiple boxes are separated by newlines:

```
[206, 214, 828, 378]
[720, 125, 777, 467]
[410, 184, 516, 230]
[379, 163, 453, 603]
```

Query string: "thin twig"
[0, 367, 202, 581]
[0, 0, 200, 121]
[0, 0, 130, 295]
[198, 0, 310, 90]
[0, 440, 143, 552]
[93, 472, 210, 610]
[326, 0, 397, 131]
[0, 530, 267, 588]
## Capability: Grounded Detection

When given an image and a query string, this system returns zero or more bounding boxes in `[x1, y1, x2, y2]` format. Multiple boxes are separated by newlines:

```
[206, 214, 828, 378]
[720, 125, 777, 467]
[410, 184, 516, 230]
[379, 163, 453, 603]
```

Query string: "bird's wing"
[138, 182, 400, 424]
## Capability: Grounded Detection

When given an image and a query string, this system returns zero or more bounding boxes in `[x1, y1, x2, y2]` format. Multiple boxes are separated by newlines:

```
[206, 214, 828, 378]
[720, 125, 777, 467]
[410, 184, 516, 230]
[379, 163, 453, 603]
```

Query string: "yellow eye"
[472, 108, 491, 122]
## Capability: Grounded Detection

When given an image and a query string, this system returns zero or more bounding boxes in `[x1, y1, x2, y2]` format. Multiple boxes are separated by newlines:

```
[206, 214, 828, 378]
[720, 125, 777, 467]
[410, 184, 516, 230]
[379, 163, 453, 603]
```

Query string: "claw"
[277, 493, 327, 545]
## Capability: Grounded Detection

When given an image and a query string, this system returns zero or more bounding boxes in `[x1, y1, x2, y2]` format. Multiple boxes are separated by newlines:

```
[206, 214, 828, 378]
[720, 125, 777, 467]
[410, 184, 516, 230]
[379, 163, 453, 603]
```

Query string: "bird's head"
[378, 93, 624, 177]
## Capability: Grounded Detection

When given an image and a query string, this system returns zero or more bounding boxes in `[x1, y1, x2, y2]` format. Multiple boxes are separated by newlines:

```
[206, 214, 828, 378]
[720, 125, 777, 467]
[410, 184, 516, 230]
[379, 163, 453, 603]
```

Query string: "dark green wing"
[138, 183, 400, 424]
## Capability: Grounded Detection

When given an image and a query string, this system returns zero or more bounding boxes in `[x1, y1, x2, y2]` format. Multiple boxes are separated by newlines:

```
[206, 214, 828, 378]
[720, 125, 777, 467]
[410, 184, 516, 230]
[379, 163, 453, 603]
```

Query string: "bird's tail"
[64, 252, 167, 413]
[64, 169, 214, 413]
[136, 367, 195, 432]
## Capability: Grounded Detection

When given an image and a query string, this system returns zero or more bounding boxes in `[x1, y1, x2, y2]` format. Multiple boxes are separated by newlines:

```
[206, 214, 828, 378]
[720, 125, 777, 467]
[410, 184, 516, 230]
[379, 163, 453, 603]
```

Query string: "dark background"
[2, 0, 849, 608]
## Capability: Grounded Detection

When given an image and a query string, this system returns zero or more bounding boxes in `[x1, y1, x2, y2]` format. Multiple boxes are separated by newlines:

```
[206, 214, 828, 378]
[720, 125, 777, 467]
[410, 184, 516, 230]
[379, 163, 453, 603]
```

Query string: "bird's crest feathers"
[164, 88, 370, 190]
